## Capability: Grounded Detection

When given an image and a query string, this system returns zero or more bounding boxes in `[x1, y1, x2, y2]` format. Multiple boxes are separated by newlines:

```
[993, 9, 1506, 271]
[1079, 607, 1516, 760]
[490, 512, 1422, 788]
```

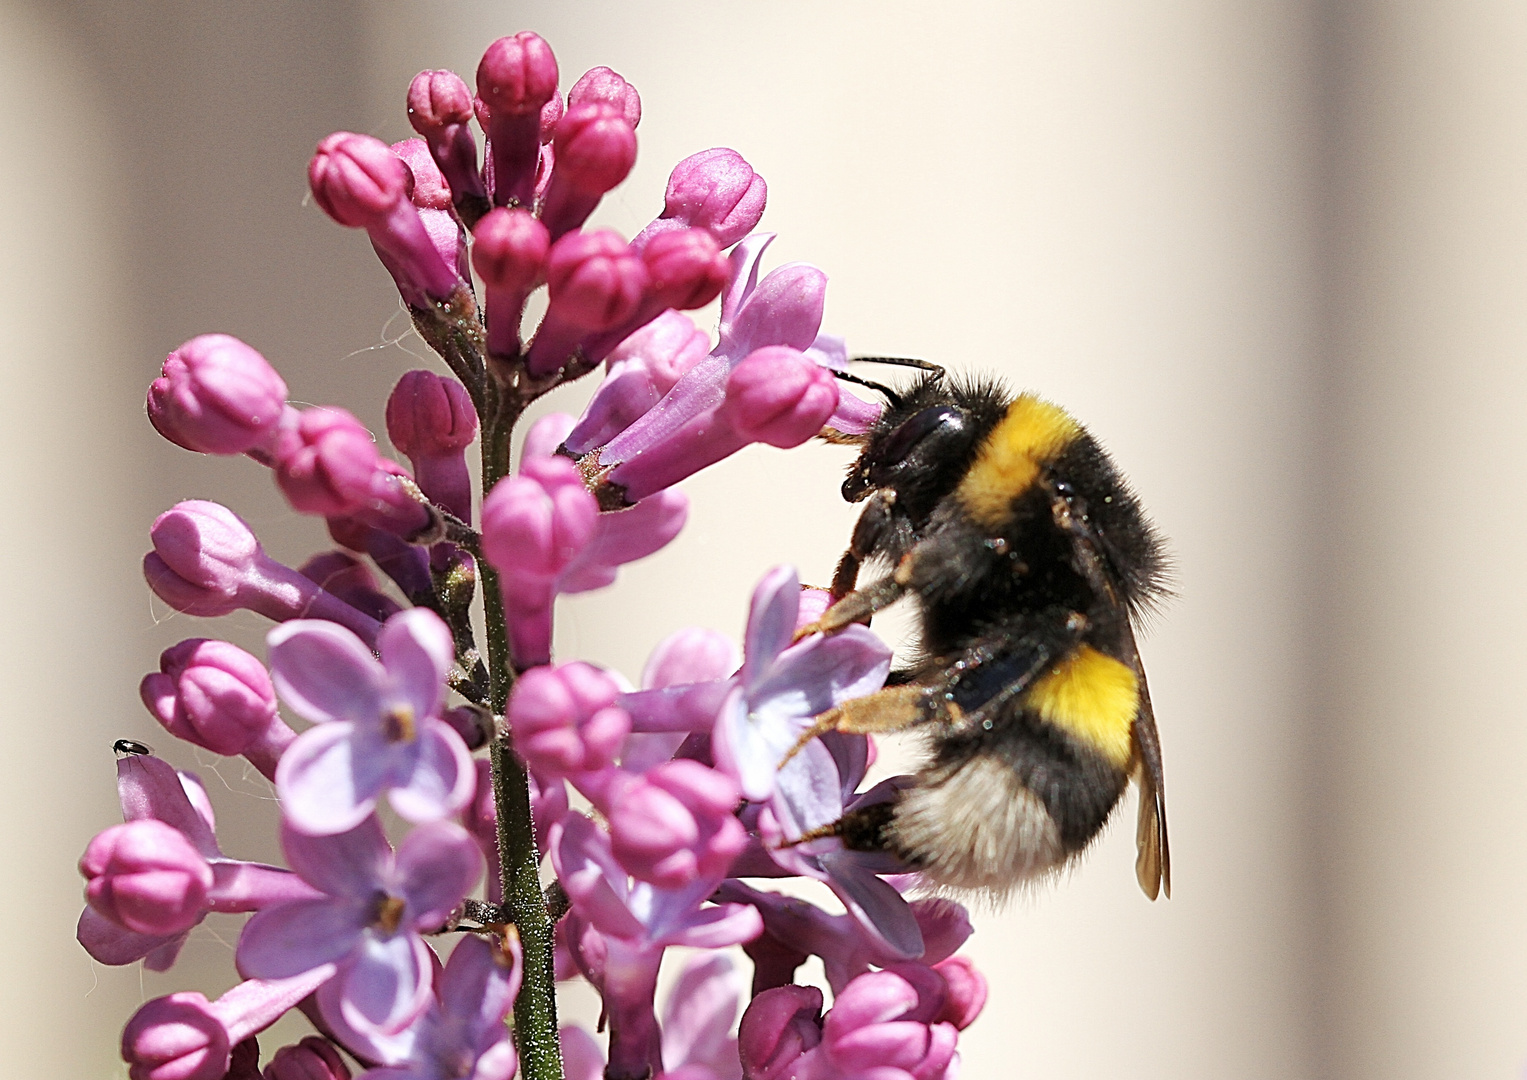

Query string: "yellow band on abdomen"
[1026, 645, 1138, 769]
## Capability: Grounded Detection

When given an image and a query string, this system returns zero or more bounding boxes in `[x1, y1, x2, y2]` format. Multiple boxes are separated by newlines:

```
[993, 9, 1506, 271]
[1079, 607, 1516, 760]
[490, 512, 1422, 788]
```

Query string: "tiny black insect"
[113, 738, 154, 757]
[796, 361, 1171, 899]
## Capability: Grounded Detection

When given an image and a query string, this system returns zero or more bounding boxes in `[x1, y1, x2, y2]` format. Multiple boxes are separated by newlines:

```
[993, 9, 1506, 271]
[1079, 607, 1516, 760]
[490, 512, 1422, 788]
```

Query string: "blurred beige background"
[4, 1, 1526, 1077]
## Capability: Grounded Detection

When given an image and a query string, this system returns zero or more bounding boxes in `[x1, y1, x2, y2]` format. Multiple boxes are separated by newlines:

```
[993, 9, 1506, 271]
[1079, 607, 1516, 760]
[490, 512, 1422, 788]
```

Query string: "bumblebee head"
[838, 366, 1011, 523]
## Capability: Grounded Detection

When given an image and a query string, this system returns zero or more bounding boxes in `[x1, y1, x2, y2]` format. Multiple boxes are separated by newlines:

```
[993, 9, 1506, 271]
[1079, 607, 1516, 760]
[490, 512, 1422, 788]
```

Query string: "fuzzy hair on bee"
[794, 362, 1172, 900]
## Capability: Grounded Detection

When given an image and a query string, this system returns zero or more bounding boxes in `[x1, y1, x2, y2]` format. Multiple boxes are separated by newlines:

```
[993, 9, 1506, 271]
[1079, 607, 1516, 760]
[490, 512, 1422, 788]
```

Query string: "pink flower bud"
[527, 230, 648, 375]
[386, 370, 476, 518]
[477, 32, 559, 116]
[472, 208, 550, 294]
[144, 500, 381, 645]
[640, 228, 729, 310]
[477, 33, 560, 208]
[139, 639, 289, 767]
[273, 408, 431, 536]
[81, 820, 213, 936]
[121, 992, 230, 1080]
[272, 408, 379, 517]
[638, 148, 767, 249]
[539, 103, 637, 238]
[568, 66, 641, 128]
[721, 346, 839, 448]
[547, 230, 647, 330]
[931, 956, 987, 1030]
[264, 1036, 351, 1080]
[508, 662, 630, 779]
[309, 133, 461, 306]
[738, 985, 823, 1080]
[604, 760, 746, 888]
[122, 971, 332, 1080]
[147, 335, 289, 456]
[472, 207, 550, 358]
[406, 69, 488, 217]
[539, 93, 565, 142]
[480, 456, 598, 669]
[309, 132, 409, 226]
[407, 68, 475, 132]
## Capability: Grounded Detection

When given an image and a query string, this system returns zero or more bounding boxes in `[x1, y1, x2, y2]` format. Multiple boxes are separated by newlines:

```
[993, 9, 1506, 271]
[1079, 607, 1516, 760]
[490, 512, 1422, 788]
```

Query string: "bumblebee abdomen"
[886, 693, 1130, 891]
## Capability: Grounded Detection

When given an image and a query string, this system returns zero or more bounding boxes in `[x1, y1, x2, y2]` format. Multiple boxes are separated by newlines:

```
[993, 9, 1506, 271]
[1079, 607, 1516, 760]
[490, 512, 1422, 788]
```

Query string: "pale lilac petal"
[268, 620, 386, 723]
[341, 932, 435, 1034]
[560, 1026, 606, 1080]
[143, 934, 191, 972]
[725, 263, 826, 356]
[437, 935, 521, 1042]
[281, 816, 391, 899]
[751, 627, 891, 721]
[386, 722, 475, 824]
[549, 815, 643, 940]
[524, 412, 577, 460]
[470, 1042, 519, 1080]
[828, 388, 883, 436]
[662, 954, 741, 1075]
[314, 975, 418, 1065]
[770, 741, 844, 843]
[642, 627, 738, 688]
[377, 608, 454, 721]
[619, 681, 732, 734]
[819, 852, 924, 961]
[276, 721, 384, 835]
[803, 332, 848, 371]
[557, 490, 689, 593]
[116, 755, 220, 858]
[236, 897, 365, 976]
[659, 902, 763, 950]
[76, 906, 189, 967]
[394, 821, 482, 926]
[742, 566, 799, 690]
[712, 687, 779, 803]
[718, 233, 772, 328]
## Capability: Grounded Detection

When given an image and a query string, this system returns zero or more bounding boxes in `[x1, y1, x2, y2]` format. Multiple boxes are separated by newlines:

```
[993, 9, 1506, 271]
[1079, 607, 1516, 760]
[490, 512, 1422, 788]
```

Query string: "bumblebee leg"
[831, 491, 901, 601]
[830, 550, 861, 601]
[780, 684, 931, 765]
[797, 575, 907, 638]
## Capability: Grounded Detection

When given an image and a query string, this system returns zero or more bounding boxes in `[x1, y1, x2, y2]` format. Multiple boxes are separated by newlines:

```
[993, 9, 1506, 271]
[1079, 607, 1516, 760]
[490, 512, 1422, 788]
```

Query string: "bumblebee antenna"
[849, 355, 946, 377]
[832, 369, 903, 410]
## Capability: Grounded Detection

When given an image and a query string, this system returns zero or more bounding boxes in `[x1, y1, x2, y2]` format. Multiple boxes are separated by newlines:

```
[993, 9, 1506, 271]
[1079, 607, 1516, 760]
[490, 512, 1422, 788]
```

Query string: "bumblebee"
[797, 362, 1171, 899]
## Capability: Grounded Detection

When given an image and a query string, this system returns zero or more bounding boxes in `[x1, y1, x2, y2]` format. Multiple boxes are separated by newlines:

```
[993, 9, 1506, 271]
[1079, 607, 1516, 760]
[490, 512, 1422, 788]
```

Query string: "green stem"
[479, 395, 563, 1080]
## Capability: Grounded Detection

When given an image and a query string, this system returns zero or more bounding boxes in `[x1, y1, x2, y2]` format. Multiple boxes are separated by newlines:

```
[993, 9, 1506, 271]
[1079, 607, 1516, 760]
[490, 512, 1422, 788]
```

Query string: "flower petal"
[76, 906, 189, 967]
[712, 686, 780, 803]
[116, 755, 220, 858]
[236, 897, 364, 977]
[750, 626, 890, 720]
[268, 620, 385, 723]
[386, 721, 475, 824]
[718, 232, 773, 329]
[819, 852, 924, 961]
[377, 608, 454, 721]
[661, 954, 741, 1074]
[742, 566, 799, 691]
[275, 722, 384, 835]
[280, 816, 391, 899]
[549, 815, 643, 941]
[394, 820, 483, 928]
[339, 932, 436, 1035]
[658, 901, 763, 950]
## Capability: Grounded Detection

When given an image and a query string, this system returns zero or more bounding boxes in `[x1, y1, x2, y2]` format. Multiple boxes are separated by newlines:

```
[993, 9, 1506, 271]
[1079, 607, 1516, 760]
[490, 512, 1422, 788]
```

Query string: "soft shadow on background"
[3, 2, 1524, 1077]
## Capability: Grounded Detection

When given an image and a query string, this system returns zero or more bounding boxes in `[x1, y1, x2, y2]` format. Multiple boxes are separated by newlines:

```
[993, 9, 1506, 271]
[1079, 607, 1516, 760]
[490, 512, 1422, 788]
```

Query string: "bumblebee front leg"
[830, 489, 901, 600]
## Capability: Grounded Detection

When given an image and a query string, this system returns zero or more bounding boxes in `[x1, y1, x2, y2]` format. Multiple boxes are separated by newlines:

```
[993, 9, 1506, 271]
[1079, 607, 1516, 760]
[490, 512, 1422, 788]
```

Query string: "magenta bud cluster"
[103, 27, 978, 1080]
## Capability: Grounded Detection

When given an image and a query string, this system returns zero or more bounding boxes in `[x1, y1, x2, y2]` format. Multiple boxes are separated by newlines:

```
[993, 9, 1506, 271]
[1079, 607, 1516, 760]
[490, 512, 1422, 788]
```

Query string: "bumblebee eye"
[881, 405, 966, 464]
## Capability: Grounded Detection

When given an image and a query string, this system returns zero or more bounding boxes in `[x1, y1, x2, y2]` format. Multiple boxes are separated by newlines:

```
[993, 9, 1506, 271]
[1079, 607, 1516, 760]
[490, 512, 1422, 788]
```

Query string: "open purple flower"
[271, 609, 475, 836]
[712, 566, 890, 803]
[346, 934, 522, 1080]
[236, 816, 482, 1036]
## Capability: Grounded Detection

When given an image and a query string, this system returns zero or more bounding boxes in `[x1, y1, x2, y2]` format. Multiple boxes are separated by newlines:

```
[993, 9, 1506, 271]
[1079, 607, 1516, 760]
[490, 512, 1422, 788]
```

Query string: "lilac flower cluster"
[84, 30, 987, 1080]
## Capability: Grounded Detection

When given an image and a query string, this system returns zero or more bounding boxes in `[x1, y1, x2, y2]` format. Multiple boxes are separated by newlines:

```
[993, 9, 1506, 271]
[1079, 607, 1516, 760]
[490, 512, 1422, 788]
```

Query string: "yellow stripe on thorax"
[1026, 645, 1138, 769]
[955, 395, 1080, 527]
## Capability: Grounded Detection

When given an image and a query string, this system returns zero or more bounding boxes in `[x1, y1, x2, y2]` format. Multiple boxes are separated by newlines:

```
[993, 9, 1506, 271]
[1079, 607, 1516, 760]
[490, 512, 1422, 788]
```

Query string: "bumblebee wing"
[940, 614, 1085, 723]
[1050, 487, 1170, 899]
[1125, 622, 1170, 900]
